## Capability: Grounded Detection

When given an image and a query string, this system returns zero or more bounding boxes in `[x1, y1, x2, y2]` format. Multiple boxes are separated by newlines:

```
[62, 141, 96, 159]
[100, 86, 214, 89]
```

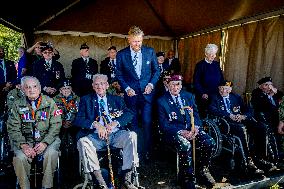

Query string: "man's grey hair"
[128, 26, 144, 36]
[21, 76, 41, 90]
[93, 74, 108, 82]
[205, 44, 218, 54]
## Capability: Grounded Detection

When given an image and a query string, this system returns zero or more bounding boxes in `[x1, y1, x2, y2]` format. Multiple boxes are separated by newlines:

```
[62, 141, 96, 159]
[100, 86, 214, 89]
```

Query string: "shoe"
[257, 159, 278, 172]
[247, 158, 264, 174]
[199, 166, 216, 186]
[92, 170, 108, 189]
[122, 169, 138, 189]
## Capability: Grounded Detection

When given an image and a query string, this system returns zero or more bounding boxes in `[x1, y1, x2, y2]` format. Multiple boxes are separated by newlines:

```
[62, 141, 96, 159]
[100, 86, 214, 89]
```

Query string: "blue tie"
[133, 53, 138, 66]
[99, 99, 106, 116]
[225, 98, 231, 113]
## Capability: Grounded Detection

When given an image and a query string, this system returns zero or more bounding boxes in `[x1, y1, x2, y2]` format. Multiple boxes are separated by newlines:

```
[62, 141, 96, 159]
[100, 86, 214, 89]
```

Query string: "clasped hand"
[94, 121, 118, 139]
[21, 142, 47, 159]
[180, 127, 199, 140]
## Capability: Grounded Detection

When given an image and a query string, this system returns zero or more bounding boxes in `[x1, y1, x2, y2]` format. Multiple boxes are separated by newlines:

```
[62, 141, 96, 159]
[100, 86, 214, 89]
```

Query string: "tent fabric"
[223, 16, 284, 95]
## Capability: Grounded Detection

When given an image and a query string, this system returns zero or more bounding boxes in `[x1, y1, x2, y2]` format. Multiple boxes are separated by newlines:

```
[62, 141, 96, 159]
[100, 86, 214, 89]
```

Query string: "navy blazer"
[71, 57, 98, 97]
[100, 57, 116, 82]
[73, 93, 133, 139]
[116, 45, 160, 102]
[208, 93, 252, 119]
[163, 57, 181, 74]
[157, 90, 202, 136]
[0, 59, 17, 88]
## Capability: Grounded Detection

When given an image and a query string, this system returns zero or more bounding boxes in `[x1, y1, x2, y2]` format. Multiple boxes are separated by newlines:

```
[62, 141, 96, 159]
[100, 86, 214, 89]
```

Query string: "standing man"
[163, 50, 181, 74]
[116, 26, 160, 160]
[0, 46, 17, 114]
[100, 46, 118, 83]
[71, 43, 98, 97]
[7, 76, 62, 189]
[193, 44, 224, 118]
[33, 43, 65, 98]
[74, 74, 139, 189]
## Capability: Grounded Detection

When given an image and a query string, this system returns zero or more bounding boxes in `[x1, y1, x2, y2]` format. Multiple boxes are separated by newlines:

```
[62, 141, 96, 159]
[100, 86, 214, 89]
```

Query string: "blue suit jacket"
[208, 93, 252, 119]
[157, 90, 202, 136]
[116, 45, 160, 103]
[73, 93, 134, 139]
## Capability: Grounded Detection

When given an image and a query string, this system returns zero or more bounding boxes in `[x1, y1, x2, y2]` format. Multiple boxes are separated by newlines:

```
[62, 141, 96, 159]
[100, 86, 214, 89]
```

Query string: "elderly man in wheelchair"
[208, 80, 278, 174]
[73, 74, 140, 189]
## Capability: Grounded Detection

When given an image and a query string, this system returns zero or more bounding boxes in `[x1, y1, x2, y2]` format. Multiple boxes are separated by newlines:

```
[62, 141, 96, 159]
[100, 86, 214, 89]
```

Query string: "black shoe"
[257, 159, 278, 172]
[199, 166, 216, 187]
[247, 158, 264, 174]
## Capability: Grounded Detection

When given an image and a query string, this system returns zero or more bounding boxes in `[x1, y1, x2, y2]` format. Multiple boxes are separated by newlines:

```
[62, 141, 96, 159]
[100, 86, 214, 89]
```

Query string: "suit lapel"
[92, 94, 100, 121]
[141, 46, 146, 78]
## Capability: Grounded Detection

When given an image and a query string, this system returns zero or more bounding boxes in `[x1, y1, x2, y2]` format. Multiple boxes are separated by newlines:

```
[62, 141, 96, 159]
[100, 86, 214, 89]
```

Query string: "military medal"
[233, 106, 240, 113]
[55, 71, 60, 79]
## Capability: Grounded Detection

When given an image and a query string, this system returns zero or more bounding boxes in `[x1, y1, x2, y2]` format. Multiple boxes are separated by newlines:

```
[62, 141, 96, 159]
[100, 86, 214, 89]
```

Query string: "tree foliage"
[0, 24, 21, 62]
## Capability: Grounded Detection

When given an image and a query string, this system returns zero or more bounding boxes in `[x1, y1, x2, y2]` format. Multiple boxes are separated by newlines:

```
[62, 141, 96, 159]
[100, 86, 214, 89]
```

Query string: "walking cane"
[182, 106, 196, 175]
[99, 115, 116, 189]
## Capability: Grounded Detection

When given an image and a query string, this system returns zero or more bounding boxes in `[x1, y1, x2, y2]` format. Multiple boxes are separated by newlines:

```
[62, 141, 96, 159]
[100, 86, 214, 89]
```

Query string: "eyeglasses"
[42, 51, 53, 54]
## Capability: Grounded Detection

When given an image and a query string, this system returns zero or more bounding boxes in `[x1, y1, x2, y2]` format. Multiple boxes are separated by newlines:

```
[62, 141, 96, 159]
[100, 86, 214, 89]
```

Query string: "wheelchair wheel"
[202, 118, 223, 158]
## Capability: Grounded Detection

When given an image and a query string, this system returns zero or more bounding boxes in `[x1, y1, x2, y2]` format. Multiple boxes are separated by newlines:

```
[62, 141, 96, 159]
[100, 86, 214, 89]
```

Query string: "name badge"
[85, 73, 92, 80]
[31, 130, 41, 139]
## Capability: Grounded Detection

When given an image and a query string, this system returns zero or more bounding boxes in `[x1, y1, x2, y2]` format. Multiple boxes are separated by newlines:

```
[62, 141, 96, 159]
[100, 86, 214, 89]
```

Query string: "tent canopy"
[2, 0, 284, 37]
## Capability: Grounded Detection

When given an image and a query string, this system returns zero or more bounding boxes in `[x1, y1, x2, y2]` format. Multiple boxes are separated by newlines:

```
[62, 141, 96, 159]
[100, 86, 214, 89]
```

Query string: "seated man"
[157, 74, 216, 188]
[7, 76, 62, 189]
[53, 78, 80, 183]
[208, 80, 276, 173]
[74, 74, 139, 189]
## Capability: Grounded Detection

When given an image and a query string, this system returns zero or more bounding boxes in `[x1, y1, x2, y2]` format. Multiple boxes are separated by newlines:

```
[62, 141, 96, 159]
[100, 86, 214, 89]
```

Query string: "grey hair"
[205, 44, 218, 54]
[93, 74, 108, 82]
[21, 76, 41, 90]
[128, 26, 144, 36]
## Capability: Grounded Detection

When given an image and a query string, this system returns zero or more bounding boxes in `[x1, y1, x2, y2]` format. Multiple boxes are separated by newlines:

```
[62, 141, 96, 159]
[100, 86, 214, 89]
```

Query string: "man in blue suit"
[157, 74, 216, 189]
[208, 80, 277, 173]
[74, 74, 139, 189]
[116, 26, 160, 160]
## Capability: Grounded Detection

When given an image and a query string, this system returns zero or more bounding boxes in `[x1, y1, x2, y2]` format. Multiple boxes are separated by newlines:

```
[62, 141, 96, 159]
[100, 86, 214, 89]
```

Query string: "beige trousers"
[13, 137, 61, 189]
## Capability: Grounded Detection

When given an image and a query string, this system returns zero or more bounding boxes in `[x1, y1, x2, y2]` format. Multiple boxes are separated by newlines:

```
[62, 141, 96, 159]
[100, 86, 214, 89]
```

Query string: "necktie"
[159, 65, 163, 73]
[268, 95, 276, 106]
[111, 59, 115, 67]
[175, 96, 181, 108]
[99, 99, 106, 115]
[84, 58, 88, 64]
[133, 53, 138, 66]
[225, 98, 231, 113]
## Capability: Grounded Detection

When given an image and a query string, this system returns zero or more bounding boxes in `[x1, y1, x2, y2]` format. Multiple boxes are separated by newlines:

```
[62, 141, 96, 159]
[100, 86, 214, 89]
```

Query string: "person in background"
[33, 43, 65, 98]
[53, 78, 80, 186]
[71, 43, 98, 97]
[7, 76, 62, 189]
[193, 43, 224, 118]
[100, 46, 118, 82]
[163, 50, 181, 74]
[17, 47, 29, 78]
[0, 46, 17, 115]
[157, 74, 216, 188]
[6, 78, 25, 112]
[116, 26, 160, 161]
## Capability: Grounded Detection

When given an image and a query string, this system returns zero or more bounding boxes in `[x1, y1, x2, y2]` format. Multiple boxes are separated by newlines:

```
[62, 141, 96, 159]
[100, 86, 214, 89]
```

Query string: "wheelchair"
[74, 145, 143, 189]
[202, 116, 248, 171]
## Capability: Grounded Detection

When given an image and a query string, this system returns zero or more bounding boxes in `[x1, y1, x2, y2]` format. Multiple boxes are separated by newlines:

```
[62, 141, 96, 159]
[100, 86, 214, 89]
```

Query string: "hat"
[219, 80, 233, 87]
[40, 43, 53, 52]
[156, 51, 165, 57]
[80, 43, 89, 50]
[168, 74, 183, 82]
[59, 79, 72, 89]
[257, 76, 272, 85]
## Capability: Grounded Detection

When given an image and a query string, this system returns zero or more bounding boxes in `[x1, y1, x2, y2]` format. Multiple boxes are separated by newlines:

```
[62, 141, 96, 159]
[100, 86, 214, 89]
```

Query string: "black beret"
[219, 80, 233, 87]
[59, 79, 72, 89]
[80, 43, 89, 50]
[168, 74, 183, 82]
[40, 43, 53, 52]
[156, 51, 165, 57]
[108, 46, 117, 51]
[257, 77, 272, 85]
